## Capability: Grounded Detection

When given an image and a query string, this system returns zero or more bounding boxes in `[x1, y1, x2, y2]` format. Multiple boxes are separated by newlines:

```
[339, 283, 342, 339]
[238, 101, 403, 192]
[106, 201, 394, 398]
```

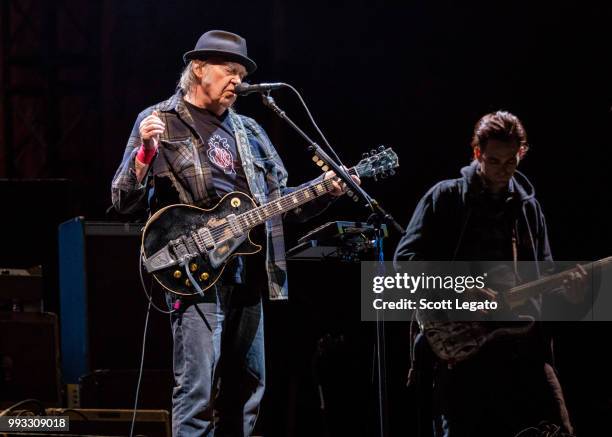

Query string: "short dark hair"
[471, 111, 529, 154]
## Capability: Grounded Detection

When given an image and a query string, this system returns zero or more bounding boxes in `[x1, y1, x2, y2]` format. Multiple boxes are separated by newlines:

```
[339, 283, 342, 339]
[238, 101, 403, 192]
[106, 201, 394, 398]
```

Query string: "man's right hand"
[139, 110, 165, 149]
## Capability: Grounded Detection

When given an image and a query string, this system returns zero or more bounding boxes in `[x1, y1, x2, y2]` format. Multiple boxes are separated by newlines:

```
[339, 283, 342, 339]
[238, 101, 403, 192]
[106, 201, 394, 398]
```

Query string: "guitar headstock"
[355, 146, 399, 180]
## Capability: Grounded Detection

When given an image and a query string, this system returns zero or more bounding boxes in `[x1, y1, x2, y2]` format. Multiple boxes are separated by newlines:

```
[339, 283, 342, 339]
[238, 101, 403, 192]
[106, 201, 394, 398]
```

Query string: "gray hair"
[178, 60, 206, 94]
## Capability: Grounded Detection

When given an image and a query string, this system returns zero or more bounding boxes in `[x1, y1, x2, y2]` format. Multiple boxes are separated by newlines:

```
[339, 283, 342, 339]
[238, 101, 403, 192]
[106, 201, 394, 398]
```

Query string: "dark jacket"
[394, 160, 553, 268]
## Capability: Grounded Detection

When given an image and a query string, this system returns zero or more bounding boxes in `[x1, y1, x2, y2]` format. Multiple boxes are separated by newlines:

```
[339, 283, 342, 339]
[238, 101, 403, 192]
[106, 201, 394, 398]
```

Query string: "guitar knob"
[173, 270, 182, 279]
[312, 155, 320, 162]
[190, 263, 198, 272]
[316, 160, 325, 167]
[184, 279, 192, 287]
[321, 165, 329, 172]
[200, 272, 210, 281]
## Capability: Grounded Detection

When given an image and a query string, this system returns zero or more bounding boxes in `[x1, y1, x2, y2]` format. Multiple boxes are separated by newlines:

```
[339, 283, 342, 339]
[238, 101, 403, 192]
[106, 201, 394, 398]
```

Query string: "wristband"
[135, 143, 157, 165]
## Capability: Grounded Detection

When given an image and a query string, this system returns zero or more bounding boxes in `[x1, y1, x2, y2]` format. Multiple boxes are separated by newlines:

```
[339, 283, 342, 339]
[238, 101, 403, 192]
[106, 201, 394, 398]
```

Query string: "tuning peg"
[373, 175, 378, 182]
[362, 152, 370, 159]
[389, 169, 396, 176]
[378, 145, 385, 152]
[380, 171, 388, 179]
[370, 149, 376, 155]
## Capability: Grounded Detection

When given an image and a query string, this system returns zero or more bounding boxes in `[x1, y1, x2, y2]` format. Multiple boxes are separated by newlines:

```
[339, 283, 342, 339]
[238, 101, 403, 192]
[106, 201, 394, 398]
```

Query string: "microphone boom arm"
[260, 92, 405, 235]
[235, 82, 286, 96]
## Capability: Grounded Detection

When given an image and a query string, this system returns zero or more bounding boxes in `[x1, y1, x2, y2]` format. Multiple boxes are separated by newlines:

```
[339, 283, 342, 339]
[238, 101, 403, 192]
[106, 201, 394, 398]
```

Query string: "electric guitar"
[141, 147, 399, 296]
[419, 256, 612, 365]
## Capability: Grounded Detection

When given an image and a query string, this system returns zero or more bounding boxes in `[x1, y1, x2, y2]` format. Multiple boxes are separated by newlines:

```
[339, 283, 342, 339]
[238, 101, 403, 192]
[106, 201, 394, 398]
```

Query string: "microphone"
[234, 82, 285, 96]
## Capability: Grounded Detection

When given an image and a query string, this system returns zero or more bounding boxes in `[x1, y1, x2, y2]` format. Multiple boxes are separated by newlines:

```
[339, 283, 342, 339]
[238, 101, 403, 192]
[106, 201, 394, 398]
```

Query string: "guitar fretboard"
[507, 256, 612, 300]
[235, 167, 358, 232]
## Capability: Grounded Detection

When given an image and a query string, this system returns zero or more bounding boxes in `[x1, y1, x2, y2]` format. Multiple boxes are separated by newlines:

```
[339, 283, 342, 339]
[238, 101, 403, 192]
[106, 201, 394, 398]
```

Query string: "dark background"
[0, 0, 610, 435]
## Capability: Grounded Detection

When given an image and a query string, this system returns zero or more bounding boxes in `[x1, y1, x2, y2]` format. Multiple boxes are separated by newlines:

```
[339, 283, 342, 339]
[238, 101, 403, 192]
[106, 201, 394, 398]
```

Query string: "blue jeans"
[166, 283, 265, 436]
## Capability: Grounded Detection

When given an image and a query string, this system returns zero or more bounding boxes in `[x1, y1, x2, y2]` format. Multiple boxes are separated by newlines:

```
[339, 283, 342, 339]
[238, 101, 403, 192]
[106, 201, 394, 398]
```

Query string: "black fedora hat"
[183, 30, 257, 74]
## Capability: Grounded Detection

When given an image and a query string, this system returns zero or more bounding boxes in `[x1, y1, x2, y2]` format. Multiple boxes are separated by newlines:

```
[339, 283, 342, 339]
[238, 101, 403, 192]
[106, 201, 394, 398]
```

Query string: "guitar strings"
[207, 178, 333, 241]
[205, 161, 371, 242]
[231, 165, 363, 234]
[207, 176, 338, 242]
[205, 154, 389, 242]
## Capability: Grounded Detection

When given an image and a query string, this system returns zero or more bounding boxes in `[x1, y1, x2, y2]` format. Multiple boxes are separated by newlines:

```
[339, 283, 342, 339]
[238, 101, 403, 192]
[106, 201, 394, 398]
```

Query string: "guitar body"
[419, 319, 534, 365]
[142, 191, 261, 296]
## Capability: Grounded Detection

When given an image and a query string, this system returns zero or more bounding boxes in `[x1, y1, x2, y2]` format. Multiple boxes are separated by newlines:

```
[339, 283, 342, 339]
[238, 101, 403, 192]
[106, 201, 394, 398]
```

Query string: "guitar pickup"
[195, 227, 215, 251]
[226, 214, 242, 238]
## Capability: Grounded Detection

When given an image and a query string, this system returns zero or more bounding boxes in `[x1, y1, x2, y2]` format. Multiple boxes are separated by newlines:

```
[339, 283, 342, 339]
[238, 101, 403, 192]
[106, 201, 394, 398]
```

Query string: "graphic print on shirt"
[207, 134, 236, 175]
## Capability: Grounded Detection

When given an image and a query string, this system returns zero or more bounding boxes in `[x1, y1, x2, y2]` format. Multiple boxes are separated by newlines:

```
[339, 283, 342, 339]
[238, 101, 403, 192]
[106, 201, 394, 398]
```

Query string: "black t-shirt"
[461, 191, 514, 261]
[184, 100, 265, 289]
[184, 100, 250, 200]
[459, 173, 515, 262]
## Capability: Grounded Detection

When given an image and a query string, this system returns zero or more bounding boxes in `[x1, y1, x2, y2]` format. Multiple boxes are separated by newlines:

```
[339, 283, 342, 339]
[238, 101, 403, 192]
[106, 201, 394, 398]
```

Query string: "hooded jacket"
[394, 160, 553, 270]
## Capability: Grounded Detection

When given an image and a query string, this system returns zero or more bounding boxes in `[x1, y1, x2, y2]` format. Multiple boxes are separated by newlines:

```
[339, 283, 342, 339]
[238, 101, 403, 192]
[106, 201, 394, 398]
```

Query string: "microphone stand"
[261, 93, 403, 234]
[260, 91, 405, 437]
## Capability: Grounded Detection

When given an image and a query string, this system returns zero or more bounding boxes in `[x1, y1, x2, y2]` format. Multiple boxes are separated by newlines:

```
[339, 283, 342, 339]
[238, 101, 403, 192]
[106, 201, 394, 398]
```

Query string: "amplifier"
[0, 312, 61, 407]
[45, 408, 170, 437]
[58, 218, 173, 384]
[0, 266, 43, 311]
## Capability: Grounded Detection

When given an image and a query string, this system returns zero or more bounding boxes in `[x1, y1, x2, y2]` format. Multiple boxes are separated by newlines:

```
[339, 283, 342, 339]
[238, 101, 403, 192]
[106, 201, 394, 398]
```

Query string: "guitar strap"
[508, 190, 523, 285]
[228, 110, 264, 206]
[512, 224, 521, 284]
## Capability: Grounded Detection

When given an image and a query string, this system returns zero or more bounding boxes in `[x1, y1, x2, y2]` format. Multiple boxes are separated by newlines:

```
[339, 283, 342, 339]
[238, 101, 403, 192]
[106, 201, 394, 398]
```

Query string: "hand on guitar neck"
[561, 263, 588, 304]
[471, 263, 590, 311]
[323, 166, 361, 197]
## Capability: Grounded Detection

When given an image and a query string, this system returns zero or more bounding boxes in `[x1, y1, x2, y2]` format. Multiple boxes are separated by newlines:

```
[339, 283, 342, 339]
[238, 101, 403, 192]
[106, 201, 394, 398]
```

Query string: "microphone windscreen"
[234, 83, 251, 95]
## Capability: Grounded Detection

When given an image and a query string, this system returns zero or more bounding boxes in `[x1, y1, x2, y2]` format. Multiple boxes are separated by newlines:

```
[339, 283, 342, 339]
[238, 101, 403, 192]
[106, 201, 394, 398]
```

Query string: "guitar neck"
[236, 167, 358, 231]
[507, 256, 612, 301]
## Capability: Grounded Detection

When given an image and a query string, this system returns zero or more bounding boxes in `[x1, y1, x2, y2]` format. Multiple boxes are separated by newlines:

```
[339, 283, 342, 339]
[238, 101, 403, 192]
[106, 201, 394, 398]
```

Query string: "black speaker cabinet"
[59, 219, 173, 385]
[0, 312, 61, 407]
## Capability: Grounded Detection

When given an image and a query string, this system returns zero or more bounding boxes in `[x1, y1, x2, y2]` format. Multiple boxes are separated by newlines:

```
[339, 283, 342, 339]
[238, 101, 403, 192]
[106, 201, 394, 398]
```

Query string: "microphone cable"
[283, 83, 347, 170]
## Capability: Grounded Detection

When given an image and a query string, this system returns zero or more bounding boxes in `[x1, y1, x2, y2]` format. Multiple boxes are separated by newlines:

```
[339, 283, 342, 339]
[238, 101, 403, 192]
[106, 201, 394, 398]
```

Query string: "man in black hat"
[111, 30, 355, 436]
